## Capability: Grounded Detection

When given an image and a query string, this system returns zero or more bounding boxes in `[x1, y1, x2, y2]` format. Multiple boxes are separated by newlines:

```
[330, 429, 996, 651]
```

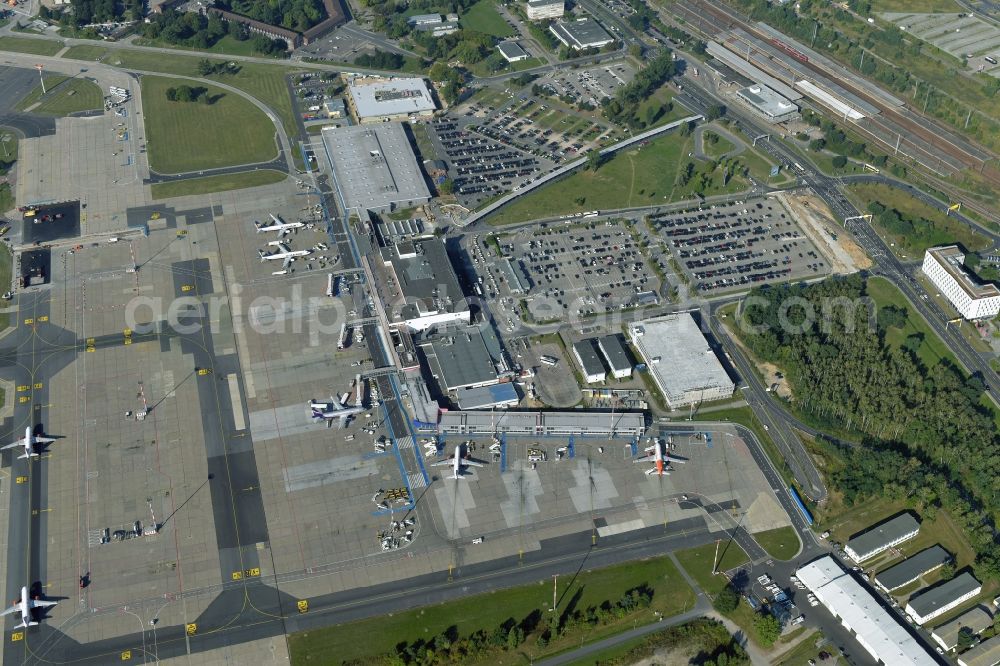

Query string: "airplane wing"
[632, 454, 654, 463]
[282, 255, 292, 269]
[665, 456, 687, 464]
[31, 600, 57, 608]
[34, 437, 56, 444]
[430, 457, 454, 467]
[0, 439, 24, 451]
[463, 457, 486, 468]
[0, 605, 19, 617]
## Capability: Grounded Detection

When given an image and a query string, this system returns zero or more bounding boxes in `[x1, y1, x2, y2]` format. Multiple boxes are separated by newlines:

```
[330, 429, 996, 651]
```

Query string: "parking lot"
[536, 62, 636, 108]
[426, 117, 548, 208]
[482, 219, 661, 321]
[646, 198, 829, 294]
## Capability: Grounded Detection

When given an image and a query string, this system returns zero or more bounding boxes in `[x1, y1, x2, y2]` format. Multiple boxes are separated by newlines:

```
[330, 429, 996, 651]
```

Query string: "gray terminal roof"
[384, 240, 469, 323]
[422, 326, 499, 390]
[321, 123, 431, 212]
[551, 18, 612, 49]
[738, 84, 798, 117]
[598, 334, 632, 372]
[932, 606, 993, 651]
[907, 572, 982, 619]
[875, 546, 952, 590]
[846, 513, 920, 559]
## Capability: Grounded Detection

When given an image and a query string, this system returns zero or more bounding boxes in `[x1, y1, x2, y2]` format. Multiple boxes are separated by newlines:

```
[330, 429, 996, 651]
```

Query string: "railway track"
[671, 0, 1000, 192]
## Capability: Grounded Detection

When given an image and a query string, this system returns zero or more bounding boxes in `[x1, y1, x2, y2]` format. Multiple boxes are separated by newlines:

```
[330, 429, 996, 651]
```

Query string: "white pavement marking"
[226, 373, 246, 431]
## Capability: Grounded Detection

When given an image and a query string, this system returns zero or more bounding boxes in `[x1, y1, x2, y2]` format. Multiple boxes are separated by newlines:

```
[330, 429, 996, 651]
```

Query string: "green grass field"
[866, 276, 962, 370]
[0, 36, 62, 56]
[774, 631, 844, 666]
[872, 0, 960, 11]
[107, 50, 300, 139]
[0, 243, 11, 330]
[0, 183, 13, 216]
[848, 183, 989, 259]
[288, 556, 696, 665]
[490, 128, 759, 224]
[132, 35, 288, 59]
[702, 130, 736, 160]
[0, 129, 17, 174]
[140, 75, 277, 174]
[462, 0, 516, 37]
[151, 169, 287, 199]
[753, 526, 800, 561]
[61, 44, 110, 61]
[16, 76, 103, 116]
[674, 542, 749, 596]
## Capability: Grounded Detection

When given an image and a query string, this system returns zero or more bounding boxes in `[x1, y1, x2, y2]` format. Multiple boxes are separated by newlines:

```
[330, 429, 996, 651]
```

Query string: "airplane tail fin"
[257, 249, 266, 262]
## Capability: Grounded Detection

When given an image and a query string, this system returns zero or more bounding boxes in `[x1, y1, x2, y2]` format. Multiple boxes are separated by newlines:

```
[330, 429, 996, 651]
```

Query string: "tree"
[752, 613, 780, 647]
[957, 626, 976, 651]
[713, 586, 739, 613]
[439, 179, 455, 195]
[705, 104, 726, 120]
[197, 58, 215, 76]
[877, 305, 907, 330]
[808, 138, 826, 151]
[586, 149, 603, 171]
[939, 562, 956, 580]
[165, 87, 178, 101]
[831, 155, 848, 168]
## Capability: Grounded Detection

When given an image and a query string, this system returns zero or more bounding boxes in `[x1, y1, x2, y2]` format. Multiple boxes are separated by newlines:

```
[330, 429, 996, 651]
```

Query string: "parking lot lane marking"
[226, 374, 246, 431]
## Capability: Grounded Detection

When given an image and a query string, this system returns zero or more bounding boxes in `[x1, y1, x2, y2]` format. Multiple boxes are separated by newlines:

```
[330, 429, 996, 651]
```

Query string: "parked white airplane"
[308, 397, 364, 426]
[2, 427, 55, 459]
[258, 243, 310, 269]
[0, 586, 57, 628]
[433, 444, 485, 480]
[634, 438, 687, 476]
[255, 214, 304, 236]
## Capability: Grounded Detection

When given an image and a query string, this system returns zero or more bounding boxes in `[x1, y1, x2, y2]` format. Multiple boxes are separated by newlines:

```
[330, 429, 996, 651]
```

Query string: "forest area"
[736, 275, 1000, 581]
[140, 11, 288, 55]
[215, 0, 328, 32]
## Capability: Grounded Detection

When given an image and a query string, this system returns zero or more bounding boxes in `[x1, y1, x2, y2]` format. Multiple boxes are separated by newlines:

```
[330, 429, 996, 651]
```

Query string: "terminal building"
[874, 545, 952, 592]
[573, 339, 607, 383]
[958, 633, 1000, 666]
[320, 124, 431, 215]
[526, 0, 564, 20]
[549, 18, 614, 50]
[417, 325, 506, 391]
[735, 84, 800, 123]
[346, 77, 437, 124]
[627, 314, 734, 408]
[797, 556, 937, 665]
[438, 410, 644, 437]
[378, 239, 471, 331]
[597, 334, 632, 379]
[922, 246, 1000, 320]
[931, 606, 993, 652]
[456, 383, 519, 410]
[906, 573, 982, 625]
[844, 513, 920, 562]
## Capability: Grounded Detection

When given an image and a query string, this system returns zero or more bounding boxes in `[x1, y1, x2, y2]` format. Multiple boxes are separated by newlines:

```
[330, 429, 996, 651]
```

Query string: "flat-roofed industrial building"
[932, 606, 993, 652]
[321, 124, 431, 214]
[346, 77, 437, 124]
[735, 84, 800, 123]
[597, 334, 632, 379]
[549, 18, 614, 50]
[923, 246, 1000, 320]
[438, 410, 644, 437]
[874, 546, 951, 592]
[628, 313, 734, 408]
[573, 339, 606, 383]
[844, 513, 920, 562]
[497, 41, 530, 62]
[906, 573, 982, 625]
[797, 556, 936, 665]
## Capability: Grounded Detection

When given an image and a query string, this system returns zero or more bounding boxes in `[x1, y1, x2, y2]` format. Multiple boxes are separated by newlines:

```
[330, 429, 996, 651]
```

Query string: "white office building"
[844, 513, 920, 562]
[573, 340, 607, 383]
[526, 0, 564, 20]
[797, 556, 937, 665]
[922, 246, 1000, 320]
[906, 573, 982, 625]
